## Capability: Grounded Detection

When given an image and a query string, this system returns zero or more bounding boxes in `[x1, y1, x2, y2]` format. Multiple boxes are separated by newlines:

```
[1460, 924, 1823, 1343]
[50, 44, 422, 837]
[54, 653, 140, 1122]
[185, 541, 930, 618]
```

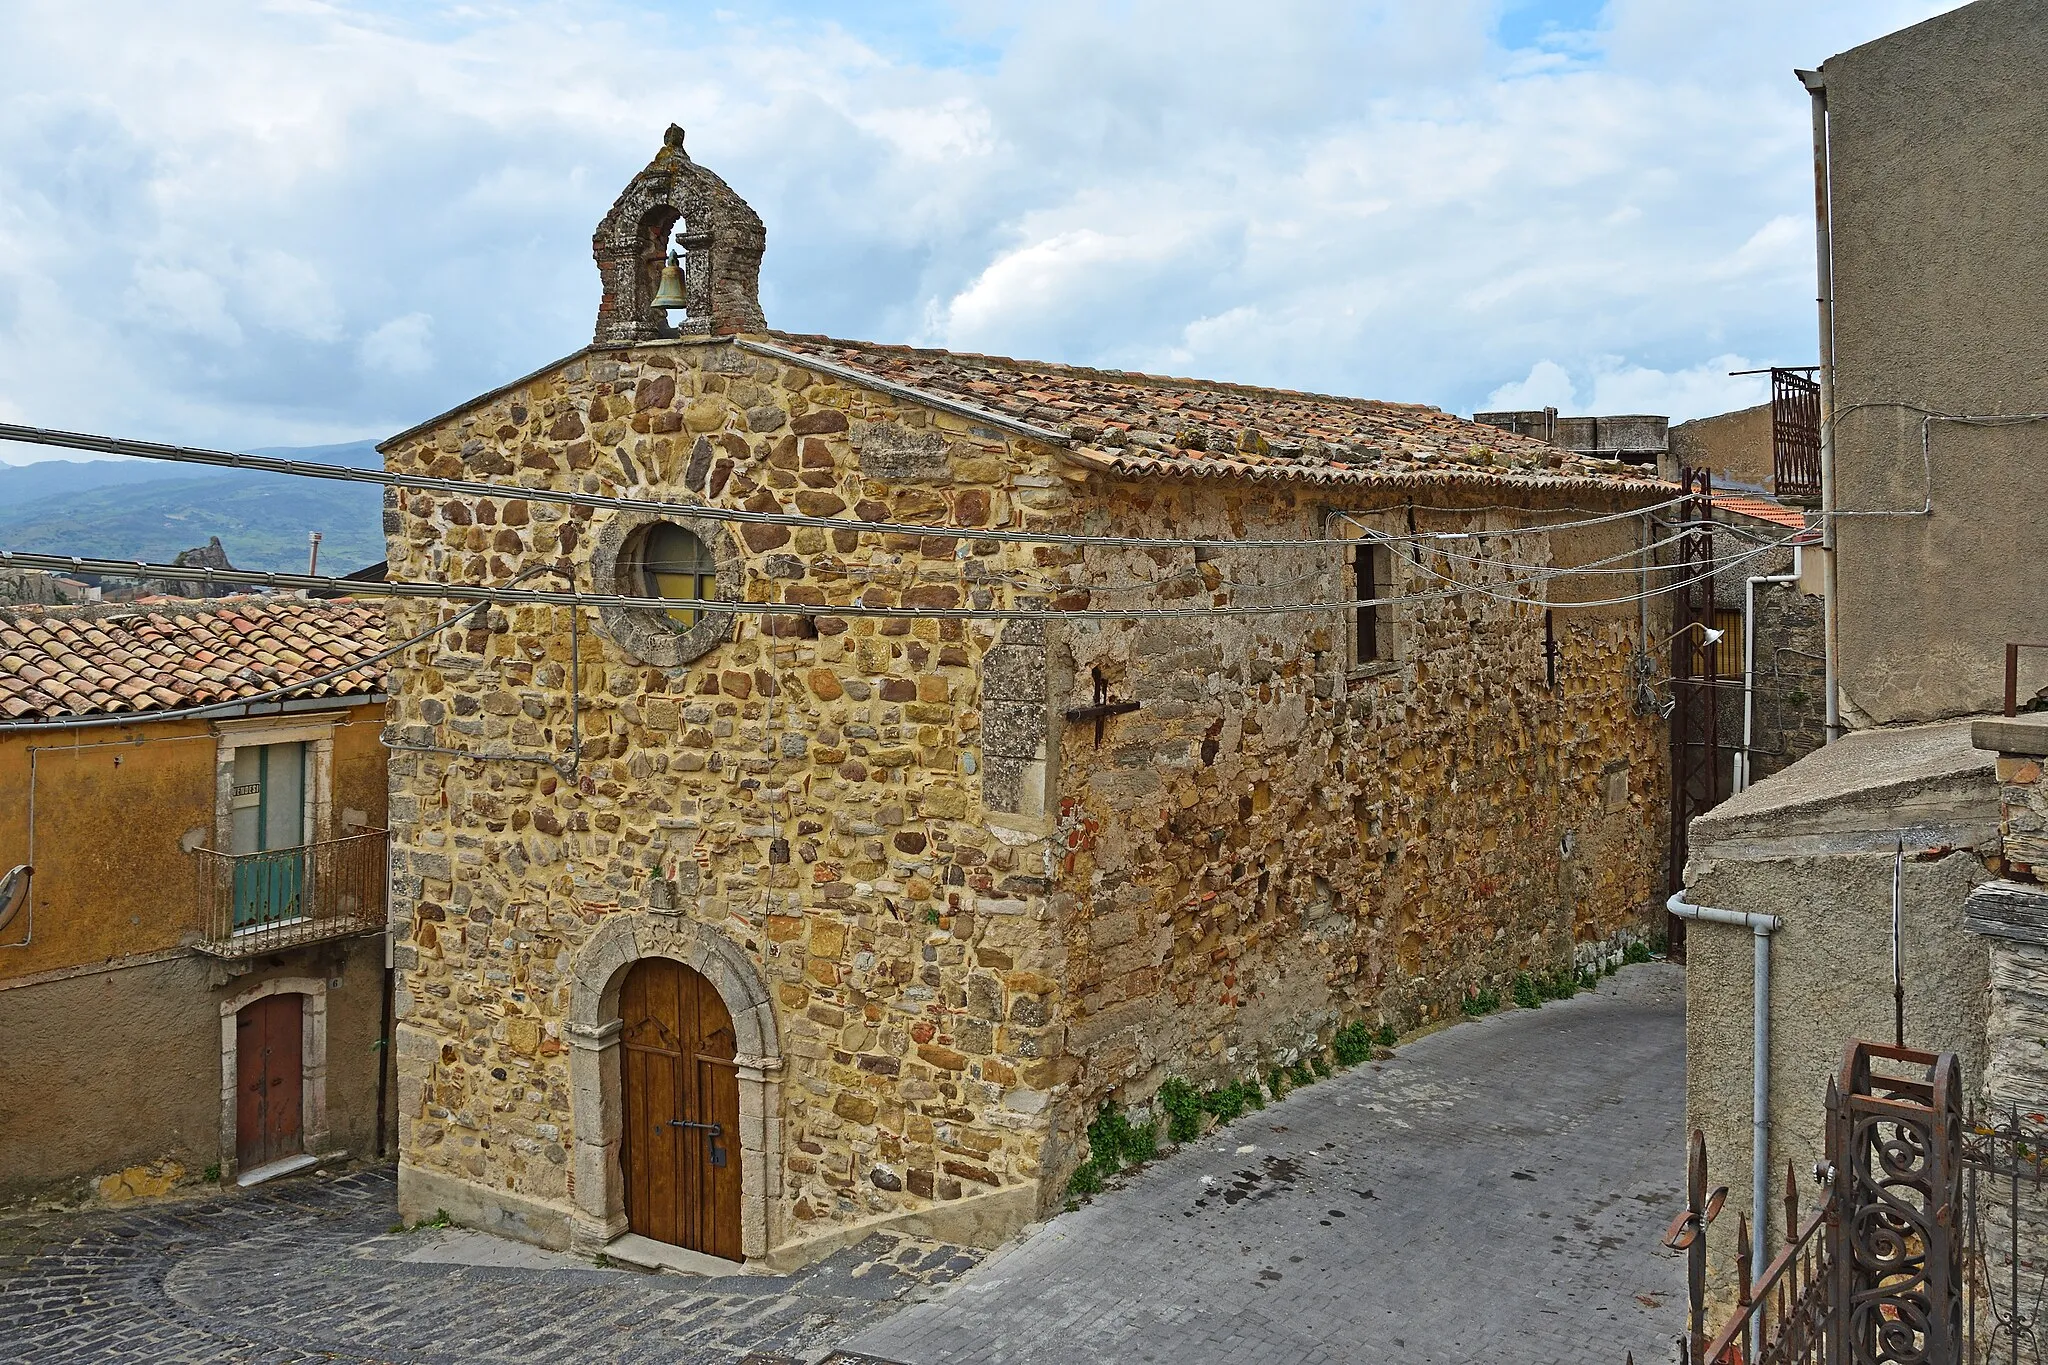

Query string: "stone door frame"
[218, 975, 329, 1181]
[565, 911, 782, 1259]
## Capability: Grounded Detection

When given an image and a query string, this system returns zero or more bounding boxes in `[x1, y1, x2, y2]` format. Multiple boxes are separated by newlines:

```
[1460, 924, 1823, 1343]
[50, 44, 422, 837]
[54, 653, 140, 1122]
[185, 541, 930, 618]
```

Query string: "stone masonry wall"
[1747, 584, 1827, 786]
[381, 340, 1073, 1255]
[380, 337, 1671, 1257]
[1035, 483, 1669, 1172]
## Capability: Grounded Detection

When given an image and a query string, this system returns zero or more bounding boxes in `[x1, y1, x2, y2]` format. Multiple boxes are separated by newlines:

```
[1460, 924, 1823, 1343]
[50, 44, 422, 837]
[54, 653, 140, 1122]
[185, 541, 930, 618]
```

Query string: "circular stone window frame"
[590, 507, 745, 668]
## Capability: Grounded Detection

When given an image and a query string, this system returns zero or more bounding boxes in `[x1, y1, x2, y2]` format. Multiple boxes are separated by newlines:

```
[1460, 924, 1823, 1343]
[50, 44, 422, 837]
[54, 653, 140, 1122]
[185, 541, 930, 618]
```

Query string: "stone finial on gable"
[592, 124, 767, 344]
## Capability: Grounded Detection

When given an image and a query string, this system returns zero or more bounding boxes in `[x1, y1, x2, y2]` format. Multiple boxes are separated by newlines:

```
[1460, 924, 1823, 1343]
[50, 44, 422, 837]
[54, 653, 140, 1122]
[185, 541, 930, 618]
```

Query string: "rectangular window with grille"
[1352, 541, 1396, 668]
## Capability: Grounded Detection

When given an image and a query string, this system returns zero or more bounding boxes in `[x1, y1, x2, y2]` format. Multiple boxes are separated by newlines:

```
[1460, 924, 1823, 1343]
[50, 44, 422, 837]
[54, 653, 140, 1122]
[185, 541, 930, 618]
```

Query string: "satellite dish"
[0, 865, 30, 939]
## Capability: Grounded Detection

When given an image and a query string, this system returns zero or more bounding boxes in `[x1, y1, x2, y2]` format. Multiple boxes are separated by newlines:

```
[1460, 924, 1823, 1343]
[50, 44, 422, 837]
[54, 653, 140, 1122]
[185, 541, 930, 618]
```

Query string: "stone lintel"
[1973, 714, 2048, 758]
[1965, 879, 2048, 945]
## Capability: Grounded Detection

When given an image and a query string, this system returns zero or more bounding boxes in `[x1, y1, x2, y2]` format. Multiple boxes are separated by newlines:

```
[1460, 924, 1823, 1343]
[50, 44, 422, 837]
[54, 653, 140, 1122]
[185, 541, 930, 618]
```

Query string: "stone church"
[381, 126, 1674, 1267]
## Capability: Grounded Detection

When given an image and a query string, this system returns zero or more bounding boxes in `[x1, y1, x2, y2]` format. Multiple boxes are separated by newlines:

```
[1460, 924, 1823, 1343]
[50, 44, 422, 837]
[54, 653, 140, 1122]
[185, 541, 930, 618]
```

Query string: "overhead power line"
[0, 538, 1749, 624]
[0, 420, 1685, 553]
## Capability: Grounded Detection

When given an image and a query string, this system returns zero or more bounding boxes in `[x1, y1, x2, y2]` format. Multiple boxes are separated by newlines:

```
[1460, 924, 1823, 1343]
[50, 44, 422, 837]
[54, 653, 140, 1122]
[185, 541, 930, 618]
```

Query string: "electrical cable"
[0, 420, 1686, 553]
[1818, 402, 2048, 518]
[0, 532, 1752, 626]
[1382, 528, 1807, 613]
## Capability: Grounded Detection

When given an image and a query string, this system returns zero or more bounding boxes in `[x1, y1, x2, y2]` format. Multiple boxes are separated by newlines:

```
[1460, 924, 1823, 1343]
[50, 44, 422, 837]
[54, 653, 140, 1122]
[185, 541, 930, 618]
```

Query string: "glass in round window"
[642, 523, 718, 628]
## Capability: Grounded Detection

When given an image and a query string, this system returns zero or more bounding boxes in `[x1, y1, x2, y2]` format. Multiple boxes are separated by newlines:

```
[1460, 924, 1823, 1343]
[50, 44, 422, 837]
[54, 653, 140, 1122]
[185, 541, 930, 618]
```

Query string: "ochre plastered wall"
[0, 713, 386, 980]
[379, 337, 1671, 1258]
[0, 707, 390, 1201]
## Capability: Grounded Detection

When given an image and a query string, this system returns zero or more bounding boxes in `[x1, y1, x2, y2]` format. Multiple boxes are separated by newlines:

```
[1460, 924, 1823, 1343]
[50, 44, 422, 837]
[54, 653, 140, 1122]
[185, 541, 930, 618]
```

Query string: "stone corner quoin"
[378, 133, 1673, 1270]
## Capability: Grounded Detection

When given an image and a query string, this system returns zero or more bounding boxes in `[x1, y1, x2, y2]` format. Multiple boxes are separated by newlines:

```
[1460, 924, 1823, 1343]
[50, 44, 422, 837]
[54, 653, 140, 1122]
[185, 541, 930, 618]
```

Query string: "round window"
[590, 510, 738, 668]
[641, 522, 719, 629]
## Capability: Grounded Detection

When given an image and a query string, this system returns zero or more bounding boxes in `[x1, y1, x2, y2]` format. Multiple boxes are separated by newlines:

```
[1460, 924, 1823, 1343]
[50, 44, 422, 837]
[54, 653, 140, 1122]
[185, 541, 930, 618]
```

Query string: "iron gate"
[1670, 1042, 2048, 1364]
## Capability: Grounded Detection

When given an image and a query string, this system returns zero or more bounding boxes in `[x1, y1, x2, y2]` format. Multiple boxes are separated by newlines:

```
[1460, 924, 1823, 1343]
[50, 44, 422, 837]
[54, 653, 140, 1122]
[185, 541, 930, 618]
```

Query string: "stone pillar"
[564, 1017, 628, 1254]
[734, 1052, 784, 1259]
[1969, 714, 2048, 1115]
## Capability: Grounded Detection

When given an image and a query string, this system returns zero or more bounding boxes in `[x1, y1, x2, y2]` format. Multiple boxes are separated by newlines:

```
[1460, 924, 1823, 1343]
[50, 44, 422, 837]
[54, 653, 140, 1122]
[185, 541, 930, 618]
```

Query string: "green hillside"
[0, 443, 386, 576]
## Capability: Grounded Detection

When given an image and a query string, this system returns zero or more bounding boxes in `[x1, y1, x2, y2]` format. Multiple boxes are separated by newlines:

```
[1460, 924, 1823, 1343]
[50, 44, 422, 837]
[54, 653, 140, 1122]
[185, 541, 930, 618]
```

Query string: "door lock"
[666, 1119, 723, 1136]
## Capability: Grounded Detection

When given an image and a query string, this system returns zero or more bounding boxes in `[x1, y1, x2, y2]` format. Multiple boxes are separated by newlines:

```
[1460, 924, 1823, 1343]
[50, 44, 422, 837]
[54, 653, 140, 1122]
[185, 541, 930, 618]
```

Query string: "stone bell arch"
[591, 124, 767, 344]
[563, 910, 783, 1258]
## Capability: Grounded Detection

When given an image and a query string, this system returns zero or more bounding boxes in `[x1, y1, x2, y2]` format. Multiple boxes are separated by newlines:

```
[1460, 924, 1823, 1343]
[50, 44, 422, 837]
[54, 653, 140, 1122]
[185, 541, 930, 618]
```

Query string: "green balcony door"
[231, 743, 307, 929]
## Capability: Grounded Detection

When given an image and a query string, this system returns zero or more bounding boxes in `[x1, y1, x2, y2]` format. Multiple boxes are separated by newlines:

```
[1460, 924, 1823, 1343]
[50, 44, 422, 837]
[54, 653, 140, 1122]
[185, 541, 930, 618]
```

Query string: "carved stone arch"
[563, 910, 782, 1259]
[592, 124, 767, 343]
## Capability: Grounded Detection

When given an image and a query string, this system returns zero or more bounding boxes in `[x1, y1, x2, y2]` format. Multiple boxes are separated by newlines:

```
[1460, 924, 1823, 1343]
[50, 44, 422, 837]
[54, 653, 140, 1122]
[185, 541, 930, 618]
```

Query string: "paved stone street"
[0, 964, 1682, 1364]
[0, 1167, 978, 1364]
[838, 963, 1686, 1365]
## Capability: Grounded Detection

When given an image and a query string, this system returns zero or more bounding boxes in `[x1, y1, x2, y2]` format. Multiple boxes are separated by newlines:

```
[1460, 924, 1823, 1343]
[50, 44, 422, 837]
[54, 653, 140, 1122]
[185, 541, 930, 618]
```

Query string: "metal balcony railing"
[191, 830, 387, 958]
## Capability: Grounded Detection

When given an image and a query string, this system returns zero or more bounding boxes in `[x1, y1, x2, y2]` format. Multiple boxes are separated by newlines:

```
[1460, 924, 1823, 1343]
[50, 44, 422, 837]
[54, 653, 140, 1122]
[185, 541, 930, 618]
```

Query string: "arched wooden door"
[619, 958, 742, 1259]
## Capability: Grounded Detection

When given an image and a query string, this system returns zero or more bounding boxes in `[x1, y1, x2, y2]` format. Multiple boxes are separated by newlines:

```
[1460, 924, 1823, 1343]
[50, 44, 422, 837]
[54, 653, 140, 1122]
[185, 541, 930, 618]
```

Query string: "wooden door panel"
[235, 993, 302, 1170]
[697, 1054, 742, 1261]
[619, 958, 744, 1259]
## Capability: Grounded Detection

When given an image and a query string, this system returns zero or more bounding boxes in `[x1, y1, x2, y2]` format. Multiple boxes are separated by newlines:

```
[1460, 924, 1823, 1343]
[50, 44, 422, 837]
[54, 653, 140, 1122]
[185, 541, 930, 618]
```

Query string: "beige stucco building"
[382, 128, 1678, 1268]
[1680, 0, 2048, 1301]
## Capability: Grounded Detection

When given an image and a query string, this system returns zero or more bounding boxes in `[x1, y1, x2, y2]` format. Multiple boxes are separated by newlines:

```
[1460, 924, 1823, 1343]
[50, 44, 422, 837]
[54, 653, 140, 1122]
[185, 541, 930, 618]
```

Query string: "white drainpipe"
[1737, 544, 1804, 793]
[1667, 892, 1782, 1282]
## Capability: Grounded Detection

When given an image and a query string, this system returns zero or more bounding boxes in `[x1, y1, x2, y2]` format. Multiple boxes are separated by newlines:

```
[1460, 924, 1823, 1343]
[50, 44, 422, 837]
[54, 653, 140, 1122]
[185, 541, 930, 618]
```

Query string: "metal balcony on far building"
[191, 829, 388, 958]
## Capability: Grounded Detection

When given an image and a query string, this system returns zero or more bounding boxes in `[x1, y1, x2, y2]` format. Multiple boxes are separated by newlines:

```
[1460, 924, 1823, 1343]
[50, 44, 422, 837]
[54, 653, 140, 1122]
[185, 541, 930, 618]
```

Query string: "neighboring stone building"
[1668, 404, 1773, 495]
[380, 127, 1677, 1268]
[0, 598, 391, 1203]
[1474, 408, 1668, 470]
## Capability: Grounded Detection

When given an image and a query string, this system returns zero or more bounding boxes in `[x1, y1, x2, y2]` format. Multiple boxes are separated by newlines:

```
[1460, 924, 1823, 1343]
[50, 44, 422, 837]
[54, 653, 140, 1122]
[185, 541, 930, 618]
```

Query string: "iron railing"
[1962, 1108, 2048, 1365]
[191, 830, 387, 957]
[1672, 1041, 2021, 1365]
[1773, 367, 1822, 501]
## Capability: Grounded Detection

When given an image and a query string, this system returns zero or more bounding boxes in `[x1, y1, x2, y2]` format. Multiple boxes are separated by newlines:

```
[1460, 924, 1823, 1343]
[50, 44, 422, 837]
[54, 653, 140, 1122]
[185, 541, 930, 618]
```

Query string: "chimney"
[592, 125, 767, 345]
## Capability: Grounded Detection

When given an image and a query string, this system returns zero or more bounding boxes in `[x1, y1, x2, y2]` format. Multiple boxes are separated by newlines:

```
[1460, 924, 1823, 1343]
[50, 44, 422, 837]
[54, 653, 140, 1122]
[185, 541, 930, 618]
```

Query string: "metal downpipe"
[1667, 892, 1782, 1281]
[1798, 67, 1841, 744]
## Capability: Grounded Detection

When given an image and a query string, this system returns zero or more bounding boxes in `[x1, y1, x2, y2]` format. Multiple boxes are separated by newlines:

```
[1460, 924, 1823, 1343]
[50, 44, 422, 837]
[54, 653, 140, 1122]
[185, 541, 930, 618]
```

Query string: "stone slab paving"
[833, 963, 1687, 1365]
[0, 964, 1685, 1364]
[0, 1166, 977, 1364]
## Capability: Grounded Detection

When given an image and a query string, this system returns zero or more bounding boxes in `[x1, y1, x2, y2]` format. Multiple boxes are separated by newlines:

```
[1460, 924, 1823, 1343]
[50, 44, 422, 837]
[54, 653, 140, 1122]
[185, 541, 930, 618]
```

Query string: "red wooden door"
[619, 960, 742, 1259]
[235, 993, 303, 1170]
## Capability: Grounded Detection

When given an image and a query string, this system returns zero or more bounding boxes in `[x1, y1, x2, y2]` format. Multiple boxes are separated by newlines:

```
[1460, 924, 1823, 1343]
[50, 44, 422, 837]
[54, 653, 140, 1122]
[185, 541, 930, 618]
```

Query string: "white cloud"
[1485, 353, 1771, 423]
[0, 0, 1970, 461]
[1584, 354, 1770, 421]
[1484, 361, 1578, 413]
[125, 265, 243, 345]
[358, 312, 435, 376]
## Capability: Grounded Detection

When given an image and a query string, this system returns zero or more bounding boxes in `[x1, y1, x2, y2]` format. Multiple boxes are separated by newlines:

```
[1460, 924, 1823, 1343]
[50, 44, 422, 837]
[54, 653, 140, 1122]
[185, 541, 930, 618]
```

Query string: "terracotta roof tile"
[758, 333, 1671, 496]
[1712, 493, 1815, 536]
[0, 597, 386, 724]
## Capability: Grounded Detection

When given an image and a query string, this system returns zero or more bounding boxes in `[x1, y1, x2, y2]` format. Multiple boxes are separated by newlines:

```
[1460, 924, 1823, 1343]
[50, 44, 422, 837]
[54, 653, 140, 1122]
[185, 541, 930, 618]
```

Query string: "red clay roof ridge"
[763, 331, 1439, 416]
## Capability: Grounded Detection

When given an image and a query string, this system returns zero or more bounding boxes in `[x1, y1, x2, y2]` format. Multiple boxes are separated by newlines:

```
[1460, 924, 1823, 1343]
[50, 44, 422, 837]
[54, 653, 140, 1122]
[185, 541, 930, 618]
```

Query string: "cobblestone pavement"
[0, 1166, 978, 1364]
[1, 964, 1683, 1364]
[835, 964, 1686, 1365]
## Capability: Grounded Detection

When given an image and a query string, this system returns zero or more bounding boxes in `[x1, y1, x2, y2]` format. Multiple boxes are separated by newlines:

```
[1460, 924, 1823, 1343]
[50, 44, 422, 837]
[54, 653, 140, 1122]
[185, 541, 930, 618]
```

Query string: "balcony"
[192, 830, 388, 958]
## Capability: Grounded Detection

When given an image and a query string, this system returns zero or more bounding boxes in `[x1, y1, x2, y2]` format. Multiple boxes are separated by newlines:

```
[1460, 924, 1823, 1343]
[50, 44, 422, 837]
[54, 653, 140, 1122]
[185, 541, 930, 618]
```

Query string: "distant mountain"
[0, 441, 387, 576]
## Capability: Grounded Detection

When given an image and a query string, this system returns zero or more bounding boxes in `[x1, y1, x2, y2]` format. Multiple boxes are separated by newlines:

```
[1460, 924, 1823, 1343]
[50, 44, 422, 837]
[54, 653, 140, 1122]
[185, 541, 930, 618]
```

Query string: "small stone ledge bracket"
[593, 124, 767, 344]
[589, 507, 744, 668]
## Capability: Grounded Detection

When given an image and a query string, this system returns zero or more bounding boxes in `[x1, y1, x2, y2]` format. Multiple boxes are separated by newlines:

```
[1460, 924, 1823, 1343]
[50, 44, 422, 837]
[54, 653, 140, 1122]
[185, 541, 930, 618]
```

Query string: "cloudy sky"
[0, 0, 1961, 464]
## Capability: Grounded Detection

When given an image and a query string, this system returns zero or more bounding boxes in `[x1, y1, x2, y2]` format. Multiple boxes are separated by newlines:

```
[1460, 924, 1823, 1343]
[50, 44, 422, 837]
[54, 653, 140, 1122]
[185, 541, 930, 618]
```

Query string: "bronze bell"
[650, 249, 687, 310]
